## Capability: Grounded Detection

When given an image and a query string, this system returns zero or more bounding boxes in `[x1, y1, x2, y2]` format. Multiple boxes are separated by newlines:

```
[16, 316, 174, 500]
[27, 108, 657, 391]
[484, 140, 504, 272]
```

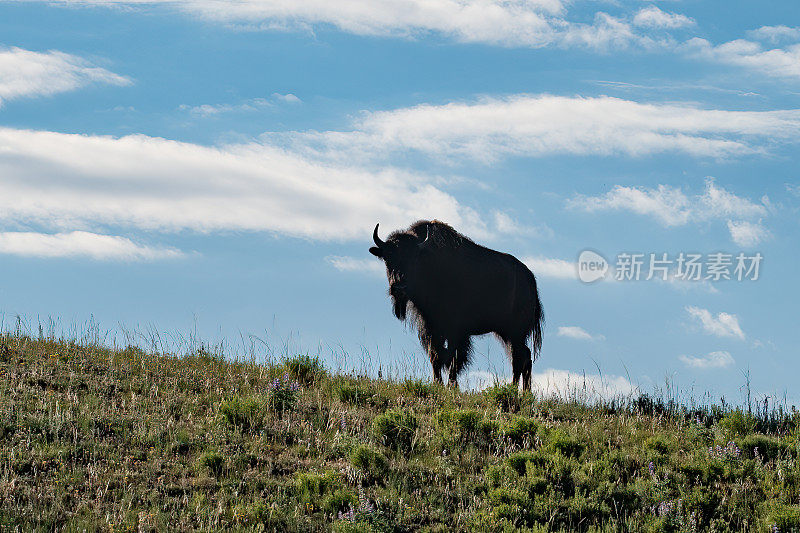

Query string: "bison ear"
[369, 246, 383, 258]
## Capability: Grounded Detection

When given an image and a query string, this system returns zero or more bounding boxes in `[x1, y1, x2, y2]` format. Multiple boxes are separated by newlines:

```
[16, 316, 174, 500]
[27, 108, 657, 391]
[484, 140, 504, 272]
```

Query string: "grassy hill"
[2, 332, 800, 532]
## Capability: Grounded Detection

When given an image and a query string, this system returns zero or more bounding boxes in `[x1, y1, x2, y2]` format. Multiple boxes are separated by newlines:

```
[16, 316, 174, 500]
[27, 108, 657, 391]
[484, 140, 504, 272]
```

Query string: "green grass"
[2, 332, 800, 531]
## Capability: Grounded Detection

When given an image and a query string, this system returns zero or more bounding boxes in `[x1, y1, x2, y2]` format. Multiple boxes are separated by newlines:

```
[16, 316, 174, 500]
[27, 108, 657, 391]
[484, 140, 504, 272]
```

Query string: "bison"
[369, 220, 544, 390]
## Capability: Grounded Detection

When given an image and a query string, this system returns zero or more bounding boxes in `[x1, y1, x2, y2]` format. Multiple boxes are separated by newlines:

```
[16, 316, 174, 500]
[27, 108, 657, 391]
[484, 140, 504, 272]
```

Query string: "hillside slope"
[1, 333, 799, 532]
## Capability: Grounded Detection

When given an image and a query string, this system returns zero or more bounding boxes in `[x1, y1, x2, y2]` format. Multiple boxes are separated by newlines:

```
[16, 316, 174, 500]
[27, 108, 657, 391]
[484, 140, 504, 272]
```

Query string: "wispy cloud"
[37, 0, 672, 51]
[557, 326, 604, 341]
[0, 46, 130, 105]
[679, 350, 735, 369]
[326, 255, 383, 275]
[569, 178, 770, 244]
[686, 306, 745, 340]
[280, 95, 800, 163]
[747, 25, 800, 44]
[727, 220, 769, 247]
[179, 98, 272, 117]
[0, 126, 486, 242]
[684, 37, 800, 80]
[0, 231, 183, 261]
[632, 6, 694, 30]
[179, 93, 301, 117]
[569, 178, 767, 226]
[522, 256, 576, 280]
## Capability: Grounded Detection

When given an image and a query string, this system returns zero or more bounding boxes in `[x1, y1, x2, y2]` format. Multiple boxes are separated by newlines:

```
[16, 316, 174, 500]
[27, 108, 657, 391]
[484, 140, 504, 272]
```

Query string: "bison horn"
[418, 225, 430, 248]
[373, 224, 384, 247]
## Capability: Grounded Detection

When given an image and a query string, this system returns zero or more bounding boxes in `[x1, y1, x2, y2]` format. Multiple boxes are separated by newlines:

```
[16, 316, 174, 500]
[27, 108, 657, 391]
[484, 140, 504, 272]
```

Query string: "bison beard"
[369, 220, 544, 390]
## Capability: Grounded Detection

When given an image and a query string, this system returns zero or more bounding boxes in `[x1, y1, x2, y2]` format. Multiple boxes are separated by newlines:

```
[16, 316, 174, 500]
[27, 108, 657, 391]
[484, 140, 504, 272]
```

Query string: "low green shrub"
[196, 450, 224, 477]
[337, 383, 387, 409]
[350, 444, 389, 482]
[295, 471, 340, 506]
[284, 354, 325, 385]
[402, 378, 434, 399]
[719, 409, 757, 437]
[372, 410, 417, 453]
[763, 502, 800, 531]
[740, 434, 788, 461]
[547, 429, 585, 458]
[219, 396, 265, 432]
[486, 383, 521, 413]
[503, 416, 538, 447]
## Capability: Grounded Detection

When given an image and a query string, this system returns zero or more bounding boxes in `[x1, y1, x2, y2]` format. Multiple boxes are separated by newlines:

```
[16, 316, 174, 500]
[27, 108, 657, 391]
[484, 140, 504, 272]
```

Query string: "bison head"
[369, 223, 430, 321]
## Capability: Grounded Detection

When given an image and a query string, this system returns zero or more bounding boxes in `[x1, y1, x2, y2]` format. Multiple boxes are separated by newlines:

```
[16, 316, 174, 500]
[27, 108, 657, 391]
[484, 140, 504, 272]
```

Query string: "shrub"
[350, 445, 389, 482]
[740, 434, 787, 461]
[763, 502, 800, 531]
[196, 451, 224, 477]
[718, 409, 757, 437]
[372, 410, 417, 453]
[645, 436, 671, 455]
[337, 383, 387, 409]
[507, 451, 536, 476]
[323, 489, 358, 514]
[402, 378, 433, 399]
[548, 430, 585, 458]
[283, 354, 325, 385]
[219, 396, 265, 432]
[436, 409, 483, 443]
[486, 383, 521, 413]
[295, 471, 340, 506]
[503, 416, 538, 447]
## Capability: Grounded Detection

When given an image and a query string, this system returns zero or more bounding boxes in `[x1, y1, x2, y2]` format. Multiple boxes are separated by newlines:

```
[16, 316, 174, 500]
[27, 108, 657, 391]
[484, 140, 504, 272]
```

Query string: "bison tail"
[530, 273, 544, 361]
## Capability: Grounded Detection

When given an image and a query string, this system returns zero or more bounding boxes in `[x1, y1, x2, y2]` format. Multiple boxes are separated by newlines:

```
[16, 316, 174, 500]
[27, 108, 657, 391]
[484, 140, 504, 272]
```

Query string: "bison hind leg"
[447, 337, 473, 388]
[509, 342, 532, 391]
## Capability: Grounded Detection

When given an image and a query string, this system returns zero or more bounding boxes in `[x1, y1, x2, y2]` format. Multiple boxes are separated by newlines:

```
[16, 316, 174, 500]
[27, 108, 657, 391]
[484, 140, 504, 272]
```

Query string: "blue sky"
[1, 0, 799, 402]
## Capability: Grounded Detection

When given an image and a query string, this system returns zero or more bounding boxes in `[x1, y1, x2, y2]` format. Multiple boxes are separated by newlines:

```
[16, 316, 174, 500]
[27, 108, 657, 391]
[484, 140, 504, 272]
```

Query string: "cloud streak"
[686, 306, 745, 340]
[281, 95, 800, 163]
[569, 178, 770, 244]
[0, 46, 130, 106]
[0, 127, 486, 242]
[0, 231, 183, 261]
[557, 326, 604, 341]
[679, 350, 735, 369]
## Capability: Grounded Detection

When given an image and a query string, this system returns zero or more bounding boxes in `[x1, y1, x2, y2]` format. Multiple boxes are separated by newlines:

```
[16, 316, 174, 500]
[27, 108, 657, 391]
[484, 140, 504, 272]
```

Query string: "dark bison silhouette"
[369, 220, 544, 390]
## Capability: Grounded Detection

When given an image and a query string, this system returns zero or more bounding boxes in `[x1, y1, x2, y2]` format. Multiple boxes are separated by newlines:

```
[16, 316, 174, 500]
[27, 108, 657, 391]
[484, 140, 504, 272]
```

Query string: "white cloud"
[679, 350, 735, 369]
[569, 178, 769, 238]
[633, 6, 694, 29]
[522, 256, 576, 280]
[686, 306, 745, 340]
[557, 326, 604, 341]
[179, 93, 301, 117]
[283, 95, 800, 163]
[179, 98, 272, 117]
[326, 255, 383, 275]
[0, 127, 486, 242]
[0, 231, 183, 261]
[685, 37, 800, 80]
[727, 220, 769, 247]
[0, 46, 130, 105]
[492, 211, 552, 239]
[747, 25, 800, 44]
[28, 1, 672, 51]
[467, 368, 638, 399]
[272, 92, 301, 103]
